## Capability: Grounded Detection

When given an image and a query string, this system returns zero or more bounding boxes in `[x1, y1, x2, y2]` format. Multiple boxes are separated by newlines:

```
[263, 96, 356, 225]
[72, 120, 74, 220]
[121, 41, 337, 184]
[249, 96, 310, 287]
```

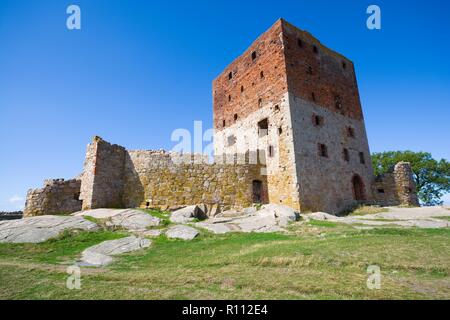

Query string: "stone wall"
[80, 136, 127, 210]
[372, 162, 420, 207]
[81, 137, 266, 211]
[23, 179, 82, 217]
[123, 150, 266, 210]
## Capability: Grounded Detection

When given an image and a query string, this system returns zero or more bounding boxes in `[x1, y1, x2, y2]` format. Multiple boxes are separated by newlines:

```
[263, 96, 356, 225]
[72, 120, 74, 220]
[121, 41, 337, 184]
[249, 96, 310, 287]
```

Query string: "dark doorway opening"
[352, 175, 366, 201]
[252, 180, 263, 203]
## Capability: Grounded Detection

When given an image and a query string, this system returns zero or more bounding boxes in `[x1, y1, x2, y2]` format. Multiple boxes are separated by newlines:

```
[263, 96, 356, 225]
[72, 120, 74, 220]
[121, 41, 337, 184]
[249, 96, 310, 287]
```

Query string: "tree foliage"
[371, 151, 450, 206]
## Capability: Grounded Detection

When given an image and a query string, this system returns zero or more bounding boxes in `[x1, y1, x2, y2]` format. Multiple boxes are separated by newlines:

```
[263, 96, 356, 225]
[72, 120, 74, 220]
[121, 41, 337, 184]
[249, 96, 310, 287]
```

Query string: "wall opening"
[343, 148, 350, 162]
[297, 38, 303, 47]
[228, 72, 232, 80]
[251, 51, 257, 60]
[359, 152, 365, 164]
[347, 127, 355, 138]
[352, 175, 366, 201]
[268, 145, 274, 157]
[258, 118, 269, 137]
[334, 94, 342, 110]
[252, 180, 263, 203]
[234, 113, 238, 122]
[313, 114, 323, 126]
[318, 143, 328, 158]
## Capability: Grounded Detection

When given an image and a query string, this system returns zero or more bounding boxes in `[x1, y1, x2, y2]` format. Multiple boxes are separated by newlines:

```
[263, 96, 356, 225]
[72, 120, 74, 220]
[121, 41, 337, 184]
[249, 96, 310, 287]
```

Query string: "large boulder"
[80, 236, 151, 267]
[166, 225, 199, 240]
[195, 222, 233, 234]
[73, 209, 160, 231]
[169, 205, 207, 223]
[0, 215, 98, 243]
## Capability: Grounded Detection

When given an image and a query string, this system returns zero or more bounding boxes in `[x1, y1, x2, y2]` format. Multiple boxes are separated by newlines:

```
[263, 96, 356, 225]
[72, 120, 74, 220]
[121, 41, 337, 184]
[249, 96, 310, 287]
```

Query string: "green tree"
[371, 151, 450, 206]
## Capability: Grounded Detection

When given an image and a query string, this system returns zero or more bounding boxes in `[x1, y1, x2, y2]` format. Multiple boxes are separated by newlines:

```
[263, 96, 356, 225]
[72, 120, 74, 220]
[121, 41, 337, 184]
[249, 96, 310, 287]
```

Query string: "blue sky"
[0, 0, 449, 211]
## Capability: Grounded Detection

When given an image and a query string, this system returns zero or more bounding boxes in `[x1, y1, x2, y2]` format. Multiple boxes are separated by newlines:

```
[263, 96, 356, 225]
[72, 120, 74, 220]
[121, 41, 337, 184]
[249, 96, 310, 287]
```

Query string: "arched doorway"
[352, 175, 366, 201]
[252, 180, 263, 203]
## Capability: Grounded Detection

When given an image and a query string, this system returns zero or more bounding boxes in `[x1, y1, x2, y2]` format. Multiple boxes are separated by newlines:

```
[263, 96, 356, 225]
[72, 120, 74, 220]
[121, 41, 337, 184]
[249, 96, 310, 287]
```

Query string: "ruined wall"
[23, 179, 82, 217]
[80, 136, 126, 210]
[372, 162, 420, 207]
[78, 137, 266, 211]
[122, 151, 266, 210]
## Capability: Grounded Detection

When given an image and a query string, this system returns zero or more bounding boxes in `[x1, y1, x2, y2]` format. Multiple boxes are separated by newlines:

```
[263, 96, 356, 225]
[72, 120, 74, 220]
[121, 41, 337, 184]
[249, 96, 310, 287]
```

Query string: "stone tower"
[213, 19, 374, 214]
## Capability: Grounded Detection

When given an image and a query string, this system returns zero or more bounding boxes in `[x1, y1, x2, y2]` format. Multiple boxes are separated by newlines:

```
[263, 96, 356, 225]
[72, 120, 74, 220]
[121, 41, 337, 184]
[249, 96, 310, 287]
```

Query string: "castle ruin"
[24, 19, 419, 217]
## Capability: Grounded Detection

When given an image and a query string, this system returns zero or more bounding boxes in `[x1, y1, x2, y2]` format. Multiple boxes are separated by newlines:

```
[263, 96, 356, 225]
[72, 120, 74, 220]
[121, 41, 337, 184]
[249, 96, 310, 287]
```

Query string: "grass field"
[0, 220, 449, 299]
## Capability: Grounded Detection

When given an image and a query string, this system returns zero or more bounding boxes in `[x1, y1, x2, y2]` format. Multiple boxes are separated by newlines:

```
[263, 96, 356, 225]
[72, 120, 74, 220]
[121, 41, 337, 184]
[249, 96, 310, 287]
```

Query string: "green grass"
[0, 224, 449, 299]
[140, 209, 172, 227]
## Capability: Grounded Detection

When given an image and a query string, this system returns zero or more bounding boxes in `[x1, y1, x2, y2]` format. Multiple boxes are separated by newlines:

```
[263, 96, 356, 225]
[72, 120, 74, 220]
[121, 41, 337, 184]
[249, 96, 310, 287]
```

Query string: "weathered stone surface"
[24, 179, 82, 217]
[197, 204, 299, 233]
[80, 236, 151, 266]
[303, 206, 450, 229]
[195, 222, 233, 234]
[0, 215, 98, 243]
[74, 208, 160, 231]
[134, 229, 163, 238]
[166, 225, 199, 240]
[170, 205, 207, 224]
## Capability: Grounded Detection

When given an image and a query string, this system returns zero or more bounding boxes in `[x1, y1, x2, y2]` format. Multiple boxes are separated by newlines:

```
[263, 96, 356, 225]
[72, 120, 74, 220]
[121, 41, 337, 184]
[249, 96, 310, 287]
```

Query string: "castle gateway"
[24, 19, 419, 217]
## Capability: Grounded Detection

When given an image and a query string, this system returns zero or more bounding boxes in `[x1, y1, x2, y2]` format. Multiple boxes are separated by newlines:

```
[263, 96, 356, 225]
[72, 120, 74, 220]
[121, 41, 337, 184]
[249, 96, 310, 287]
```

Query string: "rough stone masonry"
[24, 19, 419, 217]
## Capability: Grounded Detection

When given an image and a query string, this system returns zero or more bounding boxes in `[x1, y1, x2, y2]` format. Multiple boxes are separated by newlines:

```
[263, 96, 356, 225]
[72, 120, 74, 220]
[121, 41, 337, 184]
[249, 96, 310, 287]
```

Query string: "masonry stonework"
[23, 179, 82, 217]
[23, 19, 419, 216]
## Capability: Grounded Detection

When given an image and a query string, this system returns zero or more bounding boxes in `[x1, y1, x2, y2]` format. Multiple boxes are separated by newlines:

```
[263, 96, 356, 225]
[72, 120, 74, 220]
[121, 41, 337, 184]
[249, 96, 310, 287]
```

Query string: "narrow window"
[241, 85, 244, 93]
[251, 51, 257, 60]
[313, 45, 318, 54]
[342, 61, 347, 69]
[297, 38, 303, 47]
[318, 144, 328, 158]
[268, 145, 274, 157]
[311, 92, 316, 102]
[312, 114, 323, 127]
[234, 113, 238, 122]
[228, 71, 232, 80]
[260, 71, 264, 79]
[228, 94, 231, 102]
[359, 152, 365, 164]
[335, 94, 342, 110]
[258, 118, 269, 137]
[222, 119, 226, 128]
[343, 148, 350, 162]
[278, 127, 283, 135]
[258, 98, 263, 108]
[377, 188, 385, 194]
[347, 127, 355, 138]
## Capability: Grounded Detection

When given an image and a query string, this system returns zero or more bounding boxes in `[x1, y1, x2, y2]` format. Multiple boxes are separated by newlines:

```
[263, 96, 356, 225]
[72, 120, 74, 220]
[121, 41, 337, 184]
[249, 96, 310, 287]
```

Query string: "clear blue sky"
[1, 0, 449, 211]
